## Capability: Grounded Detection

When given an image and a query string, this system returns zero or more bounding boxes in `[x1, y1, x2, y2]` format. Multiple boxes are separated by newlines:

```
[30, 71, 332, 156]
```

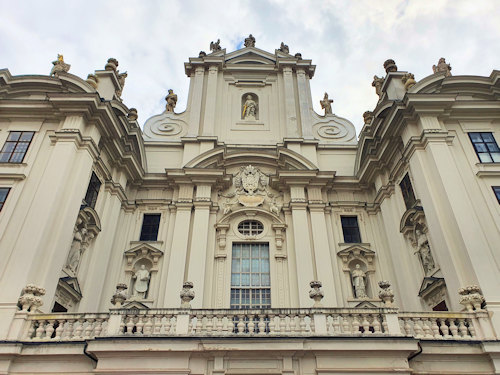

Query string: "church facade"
[0, 36, 500, 374]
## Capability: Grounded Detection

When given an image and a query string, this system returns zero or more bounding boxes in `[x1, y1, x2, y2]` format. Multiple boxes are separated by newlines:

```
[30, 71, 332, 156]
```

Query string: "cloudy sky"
[1, 0, 499, 135]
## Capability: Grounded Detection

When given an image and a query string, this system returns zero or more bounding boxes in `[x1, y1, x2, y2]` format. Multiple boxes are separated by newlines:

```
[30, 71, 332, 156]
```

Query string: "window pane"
[261, 274, 270, 286]
[479, 153, 493, 163]
[482, 133, 495, 142]
[0, 153, 10, 162]
[19, 132, 34, 141]
[475, 143, 488, 152]
[251, 273, 260, 286]
[231, 274, 240, 286]
[241, 273, 250, 286]
[492, 153, 500, 163]
[139, 213, 161, 241]
[7, 132, 21, 141]
[9, 153, 24, 163]
[487, 143, 500, 152]
[2, 143, 16, 153]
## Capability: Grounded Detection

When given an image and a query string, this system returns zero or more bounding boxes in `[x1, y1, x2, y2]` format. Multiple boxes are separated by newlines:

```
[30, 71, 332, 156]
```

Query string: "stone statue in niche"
[432, 57, 452, 77]
[320, 92, 333, 115]
[165, 89, 177, 113]
[132, 264, 150, 299]
[415, 229, 436, 274]
[242, 94, 258, 120]
[65, 218, 94, 275]
[351, 264, 368, 298]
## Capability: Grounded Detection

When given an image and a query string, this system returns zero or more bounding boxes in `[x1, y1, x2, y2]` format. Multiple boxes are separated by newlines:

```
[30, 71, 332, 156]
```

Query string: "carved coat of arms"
[234, 165, 268, 196]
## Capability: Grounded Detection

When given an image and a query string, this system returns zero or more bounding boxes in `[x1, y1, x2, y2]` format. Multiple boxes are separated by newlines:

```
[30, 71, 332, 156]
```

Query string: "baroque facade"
[0, 37, 500, 374]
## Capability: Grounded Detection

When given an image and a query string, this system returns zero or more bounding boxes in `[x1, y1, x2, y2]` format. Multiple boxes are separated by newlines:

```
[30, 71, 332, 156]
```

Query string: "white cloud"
[1, 0, 499, 134]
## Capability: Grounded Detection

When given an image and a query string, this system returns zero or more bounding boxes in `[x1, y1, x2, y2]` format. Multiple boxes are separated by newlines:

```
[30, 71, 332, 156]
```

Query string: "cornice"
[48, 129, 100, 161]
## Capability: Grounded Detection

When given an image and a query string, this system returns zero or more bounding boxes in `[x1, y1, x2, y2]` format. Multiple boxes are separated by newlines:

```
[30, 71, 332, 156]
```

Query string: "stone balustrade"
[18, 308, 494, 341]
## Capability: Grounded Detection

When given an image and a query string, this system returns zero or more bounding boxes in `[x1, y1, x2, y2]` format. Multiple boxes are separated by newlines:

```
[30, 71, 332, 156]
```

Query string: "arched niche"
[241, 93, 259, 120]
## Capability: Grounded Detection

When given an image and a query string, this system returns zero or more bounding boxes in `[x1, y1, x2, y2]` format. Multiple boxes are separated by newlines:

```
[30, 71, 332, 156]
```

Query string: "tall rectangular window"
[0, 131, 34, 163]
[231, 243, 271, 309]
[140, 214, 161, 241]
[341, 216, 361, 243]
[83, 172, 101, 209]
[469, 132, 500, 163]
[0, 188, 11, 212]
[493, 187, 500, 204]
[400, 173, 417, 209]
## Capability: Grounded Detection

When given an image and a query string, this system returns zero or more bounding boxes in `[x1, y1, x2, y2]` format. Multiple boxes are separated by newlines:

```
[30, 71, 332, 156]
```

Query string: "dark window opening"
[341, 216, 361, 243]
[0, 131, 35, 163]
[469, 132, 500, 163]
[0, 187, 11, 212]
[432, 300, 448, 311]
[400, 173, 417, 209]
[83, 172, 101, 209]
[140, 214, 161, 241]
[52, 302, 68, 313]
[493, 187, 500, 204]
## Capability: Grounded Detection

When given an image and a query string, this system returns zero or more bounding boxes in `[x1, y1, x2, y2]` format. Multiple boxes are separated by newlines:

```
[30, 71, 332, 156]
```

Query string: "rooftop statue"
[244, 34, 256, 48]
[210, 39, 221, 52]
[372, 75, 385, 98]
[165, 89, 177, 113]
[50, 54, 70, 76]
[320, 92, 333, 115]
[279, 42, 289, 54]
[384, 59, 398, 73]
[116, 72, 128, 98]
[433, 57, 452, 77]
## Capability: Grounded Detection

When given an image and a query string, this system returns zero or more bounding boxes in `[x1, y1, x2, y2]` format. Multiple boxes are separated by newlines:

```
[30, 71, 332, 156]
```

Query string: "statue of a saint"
[242, 94, 257, 120]
[50, 54, 71, 76]
[116, 72, 127, 98]
[320, 92, 333, 115]
[165, 89, 177, 113]
[432, 57, 452, 77]
[66, 224, 87, 274]
[351, 264, 367, 298]
[279, 42, 289, 54]
[132, 265, 150, 299]
[416, 229, 435, 274]
[210, 39, 221, 52]
[372, 75, 385, 98]
[244, 34, 256, 48]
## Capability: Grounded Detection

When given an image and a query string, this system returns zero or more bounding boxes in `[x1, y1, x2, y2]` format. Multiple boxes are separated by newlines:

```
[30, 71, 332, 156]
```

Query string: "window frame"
[468, 132, 500, 163]
[139, 213, 161, 241]
[341, 216, 362, 243]
[0, 131, 35, 163]
[400, 173, 417, 210]
[82, 172, 102, 209]
[0, 187, 11, 212]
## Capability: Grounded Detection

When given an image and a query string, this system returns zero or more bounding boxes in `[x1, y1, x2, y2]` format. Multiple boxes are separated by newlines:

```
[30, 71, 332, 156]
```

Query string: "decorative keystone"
[402, 73, 416, 91]
[383, 59, 398, 73]
[111, 283, 128, 307]
[18, 284, 46, 312]
[180, 281, 195, 308]
[309, 280, 324, 307]
[459, 285, 484, 311]
[378, 280, 395, 307]
[105, 58, 119, 71]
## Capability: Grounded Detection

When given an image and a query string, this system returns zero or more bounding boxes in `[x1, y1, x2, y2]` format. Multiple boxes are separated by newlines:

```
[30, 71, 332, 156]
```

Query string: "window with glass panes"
[0, 131, 34, 163]
[493, 187, 500, 204]
[468, 132, 500, 163]
[83, 172, 101, 209]
[230, 243, 271, 309]
[400, 173, 417, 209]
[341, 216, 362, 243]
[139, 214, 161, 241]
[0, 188, 11, 212]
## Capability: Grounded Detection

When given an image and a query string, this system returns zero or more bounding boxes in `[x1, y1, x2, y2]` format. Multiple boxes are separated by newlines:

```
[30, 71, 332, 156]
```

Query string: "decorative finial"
[402, 72, 416, 91]
[50, 54, 70, 76]
[363, 111, 374, 125]
[294, 53, 302, 60]
[210, 39, 221, 52]
[127, 108, 138, 121]
[458, 285, 484, 311]
[18, 284, 46, 312]
[432, 57, 452, 77]
[244, 34, 256, 48]
[378, 280, 395, 307]
[198, 51, 207, 58]
[165, 89, 178, 113]
[320, 92, 333, 116]
[309, 281, 324, 307]
[180, 281, 195, 308]
[383, 59, 398, 73]
[105, 58, 119, 71]
[86, 74, 98, 89]
[279, 42, 289, 54]
[372, 75, 385, 98]
[110, 283, 128, 307]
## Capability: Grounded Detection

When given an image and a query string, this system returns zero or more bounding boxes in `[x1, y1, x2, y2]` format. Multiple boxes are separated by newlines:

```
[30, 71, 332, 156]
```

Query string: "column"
[186, 184, 211, 308]
[188, 66, 205, 136]
[296, 68, 313, 139]
[202, 65, 218, 136]
[282, 66, 299, 137]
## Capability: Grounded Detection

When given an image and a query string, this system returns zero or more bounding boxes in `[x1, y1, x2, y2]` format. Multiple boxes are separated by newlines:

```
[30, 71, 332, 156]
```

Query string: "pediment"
[58, 277, 82, 300]
[125, 242, 163, 256]
[122, 301, 150, 310]
[418, 277, 445, 297]
[337, 244, 375, 257]
[354, 301, 378, 308]
[225, 47, 277, 65]
[125, 243, 164, 269]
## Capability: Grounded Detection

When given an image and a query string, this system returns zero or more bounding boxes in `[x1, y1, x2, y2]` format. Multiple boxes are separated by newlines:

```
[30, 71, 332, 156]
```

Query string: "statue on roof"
[244, 34, 256, 48]
[372, 75, 385, 98]
[279, 42, 289, 54]
[50, 54, 70, 76]
[210, 39, 221, 52]
[320, 93, 333, 115]
[165, 89, 177, 113]
[116, 72, 128, 98]
[432, 57, 452, 77]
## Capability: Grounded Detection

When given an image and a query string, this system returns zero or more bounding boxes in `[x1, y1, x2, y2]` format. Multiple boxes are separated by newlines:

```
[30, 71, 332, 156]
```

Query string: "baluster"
[309, 315, 315, 333]
[126, 315, 135, 334]
[402, 318, 412, 336]
[237, 314, 245, 334]
[289, 314, 297, 334]
[35, 320, 46, 340]
[164, 314, 172, 334]
[361, 315, 370, 334]
[64, 319, 75, 340]
[54, 319, 65, 340]
[73, 318, 84, 339]
[45, 320, 55, 340]
[206, 314, 214, 334]
[268, 314, 276, 334]
[412, 318, 423, 338]
[195, 314, 203, 334]
[143, 316, 153, 335]
[342, 314, 351, 334]
[285, 314, 291, 333]
[258, 314, 266, 335]
[84, 318, 94, 339]
[468, 320, 476, 338]
[135, 316, 144, 335]
[171, 315, 178, 333]
[372, 315, 381, 334]
[94, 319, 104, 337]
[299, 314, 307, 334]
[222, 316, 230, 335]
[422, 319, 433, 338]
[430, 318, 441, 339]
[153, 315, 163, 334]
[325, 315, 333, 335]
[119, 316, 125, 334]
[332, 314, 341, 335]
[247, 315, 255, 334]
[438, 318, 450, 338]
[279, 314, 286, 333]
[273, 315, 281, 334]
[27, 321, 36, 339]
[352, 314, 360, 335]
[381, 315, 388, 334]
[216, 314, 224, 333]
[449, 319, 459, 338]
[458, 318, 470, 339]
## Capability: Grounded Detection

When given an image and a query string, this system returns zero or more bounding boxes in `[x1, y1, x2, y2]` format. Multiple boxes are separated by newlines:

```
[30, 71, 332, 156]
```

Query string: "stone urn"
[309, 281, 324, 307]
[180, 281, 195, 308]
[111, 283, 128, 307]
[378, 280, 395, 307]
